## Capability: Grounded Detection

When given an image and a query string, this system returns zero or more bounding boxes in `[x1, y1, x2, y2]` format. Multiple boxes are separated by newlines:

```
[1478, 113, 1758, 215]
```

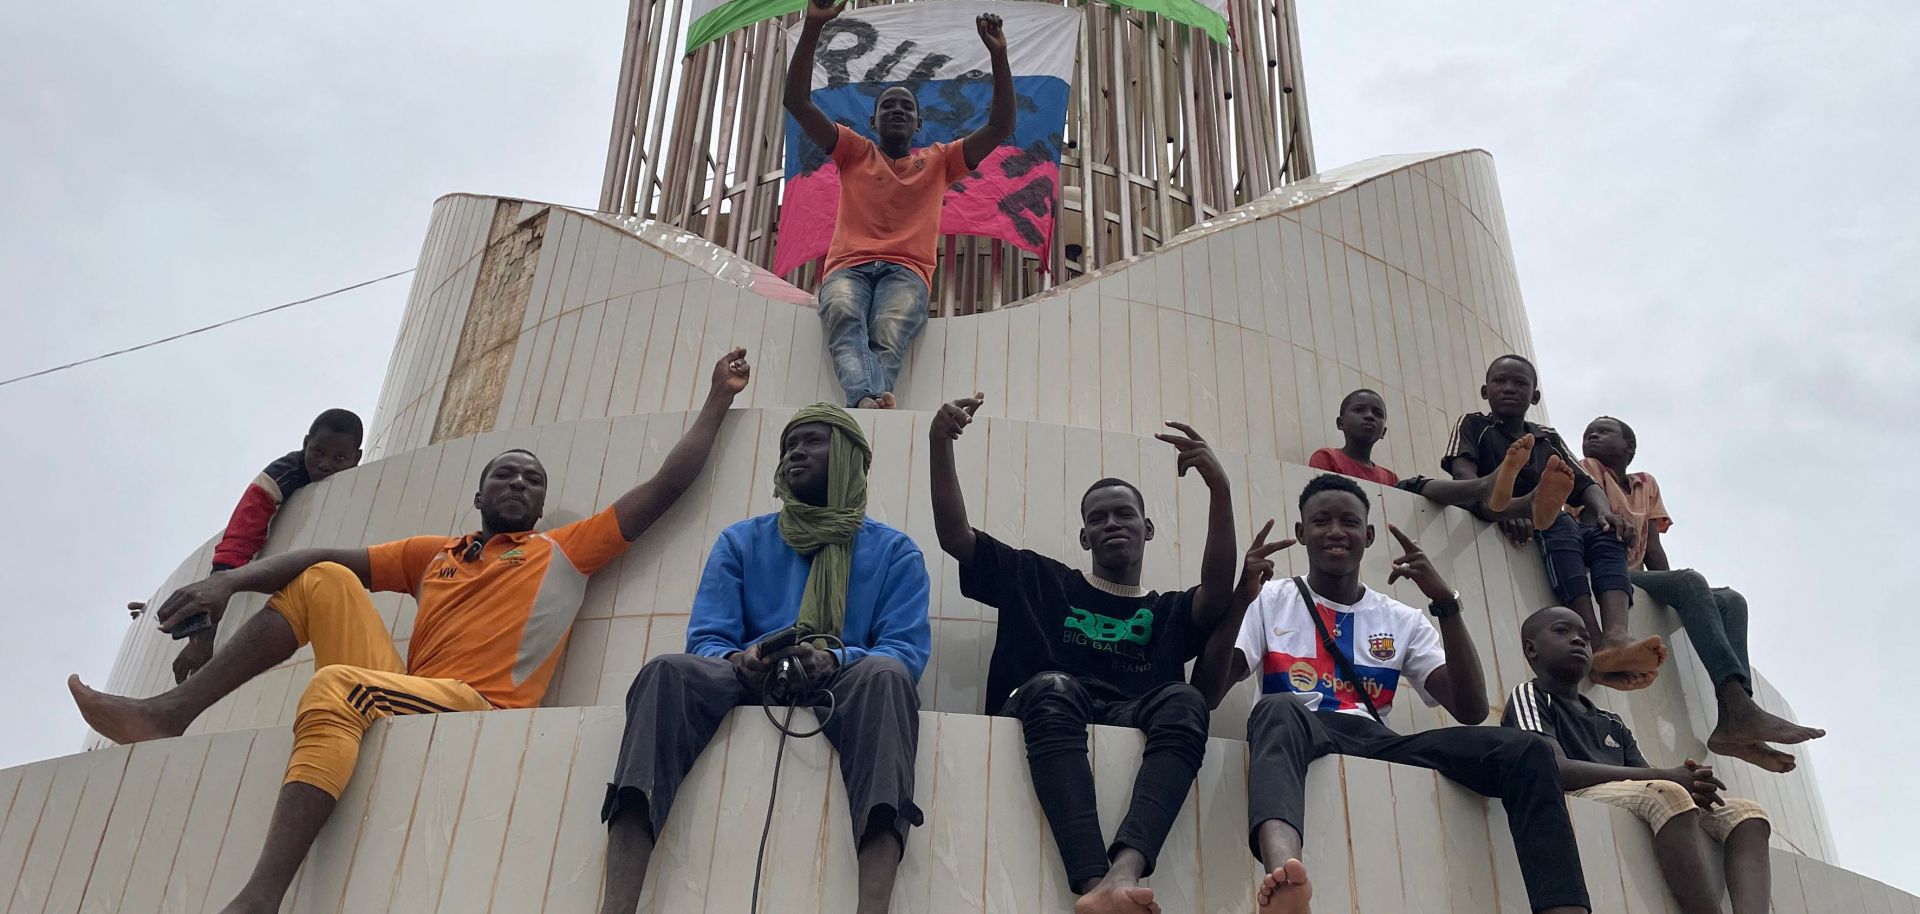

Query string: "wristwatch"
[1428, 590, 1462, 620]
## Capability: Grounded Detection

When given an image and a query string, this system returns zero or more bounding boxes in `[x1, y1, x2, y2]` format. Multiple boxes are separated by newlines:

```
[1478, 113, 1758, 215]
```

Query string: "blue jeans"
[1631, 569, 1751, 692]
[1535, 512, 1632, 604]
[817, 261, 929, 406]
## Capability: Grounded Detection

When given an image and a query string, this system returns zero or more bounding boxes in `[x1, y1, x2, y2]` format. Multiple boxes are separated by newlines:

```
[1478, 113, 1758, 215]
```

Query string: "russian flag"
[775, 1, 1082, 279]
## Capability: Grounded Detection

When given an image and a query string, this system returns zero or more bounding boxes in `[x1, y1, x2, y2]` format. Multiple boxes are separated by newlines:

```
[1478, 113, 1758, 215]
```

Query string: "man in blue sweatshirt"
[597, 402, 932, 914]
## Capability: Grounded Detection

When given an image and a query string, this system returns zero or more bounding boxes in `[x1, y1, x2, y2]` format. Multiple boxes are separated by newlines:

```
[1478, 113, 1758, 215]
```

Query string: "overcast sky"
[2, 0, 1914, 896]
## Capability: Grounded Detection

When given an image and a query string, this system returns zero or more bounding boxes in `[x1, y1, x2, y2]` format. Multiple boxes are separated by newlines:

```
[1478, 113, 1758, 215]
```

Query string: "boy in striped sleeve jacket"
[137, 409, 363, 683]
[1506, 606, 1773, 914]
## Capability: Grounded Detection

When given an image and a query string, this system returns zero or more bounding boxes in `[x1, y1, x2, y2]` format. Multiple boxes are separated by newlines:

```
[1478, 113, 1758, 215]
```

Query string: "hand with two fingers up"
[1384, 523, 1456, 604]
[1236, 518, 1298, 607]
[1153, 421, 1228, 489]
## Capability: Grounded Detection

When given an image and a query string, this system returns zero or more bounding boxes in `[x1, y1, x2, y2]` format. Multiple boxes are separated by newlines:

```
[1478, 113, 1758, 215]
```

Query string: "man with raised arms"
[784, 0, 1013, 409]
[69, 349, 754, 914]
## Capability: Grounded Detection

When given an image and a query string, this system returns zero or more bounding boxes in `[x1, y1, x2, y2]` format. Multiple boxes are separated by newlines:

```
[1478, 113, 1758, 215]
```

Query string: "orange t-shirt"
[822, 124, 971, 291]
[367, 507, 629, 709]
[1576, 458, 1671, 570]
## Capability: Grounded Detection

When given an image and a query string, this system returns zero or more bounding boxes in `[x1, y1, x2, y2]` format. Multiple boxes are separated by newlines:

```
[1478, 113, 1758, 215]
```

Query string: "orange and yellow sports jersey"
[367, 507, 629, 709]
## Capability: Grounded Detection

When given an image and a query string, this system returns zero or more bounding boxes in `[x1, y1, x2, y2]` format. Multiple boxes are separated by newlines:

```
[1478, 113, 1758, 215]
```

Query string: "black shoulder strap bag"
[1293, 577, 1384, 725]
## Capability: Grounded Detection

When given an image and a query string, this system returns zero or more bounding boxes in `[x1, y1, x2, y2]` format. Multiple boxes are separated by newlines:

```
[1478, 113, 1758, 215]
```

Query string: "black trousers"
[602, 653, 924, 842]
[1247, 696, 1590, 913]
[1004, 672, 1210, 890]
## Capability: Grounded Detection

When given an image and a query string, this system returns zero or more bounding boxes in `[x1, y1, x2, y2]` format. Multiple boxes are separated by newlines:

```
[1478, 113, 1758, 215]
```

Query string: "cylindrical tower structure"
[10, 148, 1893, 912]
[598, 0, 1317, 314]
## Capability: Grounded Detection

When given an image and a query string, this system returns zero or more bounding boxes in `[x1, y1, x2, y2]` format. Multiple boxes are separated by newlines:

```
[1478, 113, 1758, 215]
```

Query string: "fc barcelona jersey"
[1232, 578, 1445, 722]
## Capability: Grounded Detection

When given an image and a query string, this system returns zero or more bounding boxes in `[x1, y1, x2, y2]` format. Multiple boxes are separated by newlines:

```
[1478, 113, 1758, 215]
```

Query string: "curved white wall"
[21, 150, 1890, 912]
[6, 708, 1908, 914]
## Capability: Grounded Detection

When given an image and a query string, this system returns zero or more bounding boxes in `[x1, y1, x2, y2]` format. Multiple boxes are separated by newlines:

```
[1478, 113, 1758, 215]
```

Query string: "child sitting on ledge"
[1577, 416, 1824, 771]
[1443, 355, 1667, 690]
[1507, 606, 1774, 914]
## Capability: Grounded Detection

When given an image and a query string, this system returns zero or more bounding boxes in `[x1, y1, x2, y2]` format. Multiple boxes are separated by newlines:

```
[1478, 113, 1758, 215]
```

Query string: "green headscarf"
[774, 403, 872, 640]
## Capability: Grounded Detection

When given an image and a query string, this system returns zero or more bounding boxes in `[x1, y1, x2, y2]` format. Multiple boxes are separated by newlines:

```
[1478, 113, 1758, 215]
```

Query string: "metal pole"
[704, 30, 749, 240]
[732, 19, 783, 257]
[1109, 7, 1137, 258]
[634, 0, 687, 218]
[599, 0, 646, 212]
[1177, 26, 1205, 219]
[618, 0, 670, 212]
[1073, 13, 1098, 272]
[1145, 16, 1174, 245]
[1279, 0, 1315, 178]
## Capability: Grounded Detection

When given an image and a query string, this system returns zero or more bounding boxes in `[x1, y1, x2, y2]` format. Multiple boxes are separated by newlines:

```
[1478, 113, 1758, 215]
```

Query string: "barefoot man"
[1445, 354, 1667, 690]
[929, 394, 1238, 914]
[1576, 415, 1823, 771]
[783, 0, 1015, 409]
[1192, 474, 1592, 914]
[69, 348, 753, 914]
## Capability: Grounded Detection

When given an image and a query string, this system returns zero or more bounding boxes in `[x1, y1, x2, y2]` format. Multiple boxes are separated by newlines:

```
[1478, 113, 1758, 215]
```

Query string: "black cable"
[750, 702, 796, 914]
[0, 268, 416, 389]
[747, 632, 848, 910]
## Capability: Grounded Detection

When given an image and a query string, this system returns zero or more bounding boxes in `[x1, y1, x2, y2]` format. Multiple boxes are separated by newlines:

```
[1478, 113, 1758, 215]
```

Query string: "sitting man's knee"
[301, 561, 361, 590]
[851, 655, 913, 689]
[1248, 693, 1312, 735]
[1711, 584, 1746, 611]
[1485, 726, 1555, 767]
[1673, 568, 1710, 593]
[300, 664, 363, 702]
[1018, 670, 1082, 700]
[1012, 671, 1088, 721]
[628, 653, 716, 703]
[1157, 682, 1211, 721]
[1644, 778, 1696, 810]
[815, 283, 864, 323]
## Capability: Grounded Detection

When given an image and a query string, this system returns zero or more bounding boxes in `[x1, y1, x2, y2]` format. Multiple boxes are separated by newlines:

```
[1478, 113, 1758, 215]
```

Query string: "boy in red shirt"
[1307, 387, 1534, 514]
[784, 0, 1014, 409]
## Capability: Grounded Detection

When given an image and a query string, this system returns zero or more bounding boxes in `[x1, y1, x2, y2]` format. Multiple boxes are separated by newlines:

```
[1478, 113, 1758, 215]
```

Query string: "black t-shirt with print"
[1442, 413, 1595, 505]
[1502, 680, 1650, 768]
[961, 530, 1200, 716]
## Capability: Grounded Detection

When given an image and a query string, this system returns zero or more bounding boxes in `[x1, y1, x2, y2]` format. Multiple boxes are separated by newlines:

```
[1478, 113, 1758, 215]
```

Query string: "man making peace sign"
[929, 395, 1238, 914]
[1190, 473, 1592, 914]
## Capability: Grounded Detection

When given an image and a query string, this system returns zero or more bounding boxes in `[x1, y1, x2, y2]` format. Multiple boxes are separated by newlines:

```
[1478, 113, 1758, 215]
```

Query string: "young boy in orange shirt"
[1578, 416, 1823, 771]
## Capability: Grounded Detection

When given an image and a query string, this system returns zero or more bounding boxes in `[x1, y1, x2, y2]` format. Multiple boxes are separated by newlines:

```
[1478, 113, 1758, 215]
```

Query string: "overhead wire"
[0, 268, 416, 389]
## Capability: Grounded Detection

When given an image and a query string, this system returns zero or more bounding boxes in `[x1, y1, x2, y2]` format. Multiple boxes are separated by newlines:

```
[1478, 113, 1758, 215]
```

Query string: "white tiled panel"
[47, 148, 1878, 911]
[13, 711, 1911, 914]
[90, 410, 1839, 865]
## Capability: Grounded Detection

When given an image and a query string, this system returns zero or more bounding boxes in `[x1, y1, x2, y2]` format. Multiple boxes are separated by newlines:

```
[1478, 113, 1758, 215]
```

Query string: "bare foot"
[856, 396, 882, 409]
[1588, 669, 1658, 691]
[876, 392, 896, 409]
[1707, 736, 1798, 773]
[1075, 883, 1160, 914]
[1530, 455, 1576, 530]
[1591, 634, 1668, 673]
[1484, 434, 1534, 513]
[1257, 858, 1312, 914]
[68, 675, 183, 744]
[1714, 690, 1826, 747]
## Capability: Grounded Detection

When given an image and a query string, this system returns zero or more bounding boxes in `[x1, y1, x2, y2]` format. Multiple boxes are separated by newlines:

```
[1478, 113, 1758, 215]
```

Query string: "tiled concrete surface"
[92, 410, 1839, 863]
[365, 152, 1538, 484]
[13, 710, 1911, 914]
[49, 149, 1880, 910]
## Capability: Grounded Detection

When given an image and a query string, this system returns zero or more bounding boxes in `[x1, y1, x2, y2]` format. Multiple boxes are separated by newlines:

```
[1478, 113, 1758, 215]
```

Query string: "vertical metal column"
[599, 0, 1315, 313]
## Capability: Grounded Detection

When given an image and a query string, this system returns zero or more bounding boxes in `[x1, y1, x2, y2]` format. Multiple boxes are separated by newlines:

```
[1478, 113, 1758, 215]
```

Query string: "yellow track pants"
[272, 563, 490, 798]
